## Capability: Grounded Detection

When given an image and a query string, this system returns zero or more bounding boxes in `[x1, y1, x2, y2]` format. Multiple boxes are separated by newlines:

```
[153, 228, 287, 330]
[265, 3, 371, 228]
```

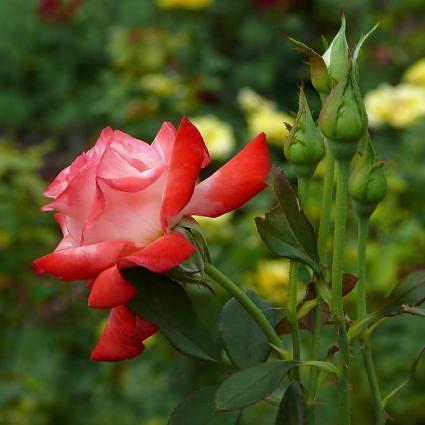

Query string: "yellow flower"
[403, 58, 425, 87]
[365, 84, 425, 128]
[139, 74, 175, 97]
[238, 88, 293, 146]
[248, 260, 290, 305]
[238, 87, 274, 112]
[193, 212, 233, 242]
[156, 0, 213, 9]
[191, 115, 235, 159]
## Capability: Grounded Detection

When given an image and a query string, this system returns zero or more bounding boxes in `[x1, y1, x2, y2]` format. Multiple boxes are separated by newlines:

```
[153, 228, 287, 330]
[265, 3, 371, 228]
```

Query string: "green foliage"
[169, 385, 240, 425]
[219, 291, 274, 369]
[349, 270, 425, 340]
[215, 361, 295, 411]
[275, 382, 305, 425]
[125, 268, 218, 362]
[255, 169, 320, 274]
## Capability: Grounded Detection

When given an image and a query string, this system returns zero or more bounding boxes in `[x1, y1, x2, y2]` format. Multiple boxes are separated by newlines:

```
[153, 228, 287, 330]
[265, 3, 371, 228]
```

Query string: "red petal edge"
[90, 306, 157, 362]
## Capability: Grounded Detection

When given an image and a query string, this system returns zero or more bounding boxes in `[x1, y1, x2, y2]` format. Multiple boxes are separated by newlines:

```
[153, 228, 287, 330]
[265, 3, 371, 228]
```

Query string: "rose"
[33, 117, 270, 361]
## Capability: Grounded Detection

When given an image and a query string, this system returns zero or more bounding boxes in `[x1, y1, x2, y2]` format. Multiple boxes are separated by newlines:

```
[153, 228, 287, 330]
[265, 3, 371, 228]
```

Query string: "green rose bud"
[349, 136, 387, 217]
[284, 87, 325, 178]
[318, 62, 368, 161]
[323, 15, 349, 83]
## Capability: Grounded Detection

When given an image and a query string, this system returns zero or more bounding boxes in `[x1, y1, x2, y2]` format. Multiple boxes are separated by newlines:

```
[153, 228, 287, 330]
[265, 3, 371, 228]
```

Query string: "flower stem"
[287, 178, 308, 377]
[318, 143, 335, 261]
[332, 160, 351, 425]
[356, 216, 386, 425]
[204, 263, 291, 360]
[309, 142, 335, 394]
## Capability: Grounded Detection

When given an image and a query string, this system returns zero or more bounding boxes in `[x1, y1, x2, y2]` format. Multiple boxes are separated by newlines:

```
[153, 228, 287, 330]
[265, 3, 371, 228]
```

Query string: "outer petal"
[124, 232, 195, 273]
[183, 133, 270, 217]
[160, 117, 210, 229]
[151, 121, 177, 164]
[44, 127, 114, 199]
[88, 265, 136, 309]
[90, 306, 157, 362]
[33, 241, 127, 280]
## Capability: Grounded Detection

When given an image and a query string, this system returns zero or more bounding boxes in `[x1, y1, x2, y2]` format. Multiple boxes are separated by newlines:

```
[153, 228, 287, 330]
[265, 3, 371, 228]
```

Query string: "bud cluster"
[288, 15, 387, 213]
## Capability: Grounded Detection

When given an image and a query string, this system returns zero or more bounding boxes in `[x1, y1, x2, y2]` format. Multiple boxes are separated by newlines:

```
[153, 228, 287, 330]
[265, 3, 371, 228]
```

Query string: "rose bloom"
[34, 117, 270, 361]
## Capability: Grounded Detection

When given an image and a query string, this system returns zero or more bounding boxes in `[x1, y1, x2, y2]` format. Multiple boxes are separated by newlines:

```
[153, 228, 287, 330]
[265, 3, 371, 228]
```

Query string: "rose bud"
[33, 117, 270, 361]
[284, 86, 325, 178]
[318, 62, 368, 161]
[349, 135, 387, 218]
[322, 14, 349, 84]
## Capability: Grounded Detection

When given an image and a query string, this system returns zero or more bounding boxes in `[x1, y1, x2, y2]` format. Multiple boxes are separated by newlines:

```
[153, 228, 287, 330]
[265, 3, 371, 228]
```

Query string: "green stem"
[288, 178, 309, 378]
[332, 160, 351, 425]
[356, 216, 386, 425]
[318, 143, 335, 261]
[204, 263, 291, 360]
[288, 262, 301, 374]
[309, 142, 335, 395]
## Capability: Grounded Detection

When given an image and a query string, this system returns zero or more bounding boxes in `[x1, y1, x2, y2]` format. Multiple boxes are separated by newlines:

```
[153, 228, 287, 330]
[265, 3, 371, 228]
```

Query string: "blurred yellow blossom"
[248, 259, 290, 305]
[403, 58, 425, 87]
[193, 212, 233, 241]
[238, 88, 293, 146]
[191, 115, 235, 159]
[365, 83, 425, 128]
[156, 0, 213, 9]
[238, 87, 274, 112]
[139, 74, 175, 97]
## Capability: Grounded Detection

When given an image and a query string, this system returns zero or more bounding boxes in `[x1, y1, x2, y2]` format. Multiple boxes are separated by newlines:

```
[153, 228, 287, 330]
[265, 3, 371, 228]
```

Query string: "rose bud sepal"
[284, 86, 325, 179]
[167, 217, 210, 285]
[318, 62, 368, 162]
[349, 136, 387, 218]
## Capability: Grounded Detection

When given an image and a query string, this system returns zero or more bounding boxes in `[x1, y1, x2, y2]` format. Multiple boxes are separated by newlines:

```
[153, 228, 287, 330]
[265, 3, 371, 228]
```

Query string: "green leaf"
[382, 345, 425, 408]
[275, 382, 305, 425]
[256, 169, 320, 274]
[124, 268, 217, 362]
[169, 386, 240, 425]
[296, 298, 321, 321]
[220, 290, 275, 369]
[298, 360, 339, 377]
[215, 361, 296, 411]
[288, 37, 331, 95]
[348, 312, 381, 340]
[348, 270, 425, 340]
[382, 269, 425, 315]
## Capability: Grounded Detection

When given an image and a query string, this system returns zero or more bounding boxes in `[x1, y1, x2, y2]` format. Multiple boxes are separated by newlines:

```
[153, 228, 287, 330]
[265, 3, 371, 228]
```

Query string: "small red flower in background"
[34, 117, 270, 361]
[38, 0, 82, 23]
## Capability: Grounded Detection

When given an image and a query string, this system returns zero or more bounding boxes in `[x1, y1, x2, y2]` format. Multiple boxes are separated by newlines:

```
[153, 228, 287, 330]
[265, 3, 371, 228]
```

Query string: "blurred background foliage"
[0, 0, 424, 424]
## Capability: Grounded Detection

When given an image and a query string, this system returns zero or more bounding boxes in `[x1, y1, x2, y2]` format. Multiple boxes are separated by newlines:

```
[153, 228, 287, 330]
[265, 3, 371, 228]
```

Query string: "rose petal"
[151, 121, 177, 164]
[124, 232, 195, 273]
[160, 117, 210, 229]
[97, 145, 165, 192]
[90, 306, 157, 362]
[88, 265, 137, 309]
[44, 127, 114, 199]
[183, 133, 270, 217]
[33, 241, 127, 280]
